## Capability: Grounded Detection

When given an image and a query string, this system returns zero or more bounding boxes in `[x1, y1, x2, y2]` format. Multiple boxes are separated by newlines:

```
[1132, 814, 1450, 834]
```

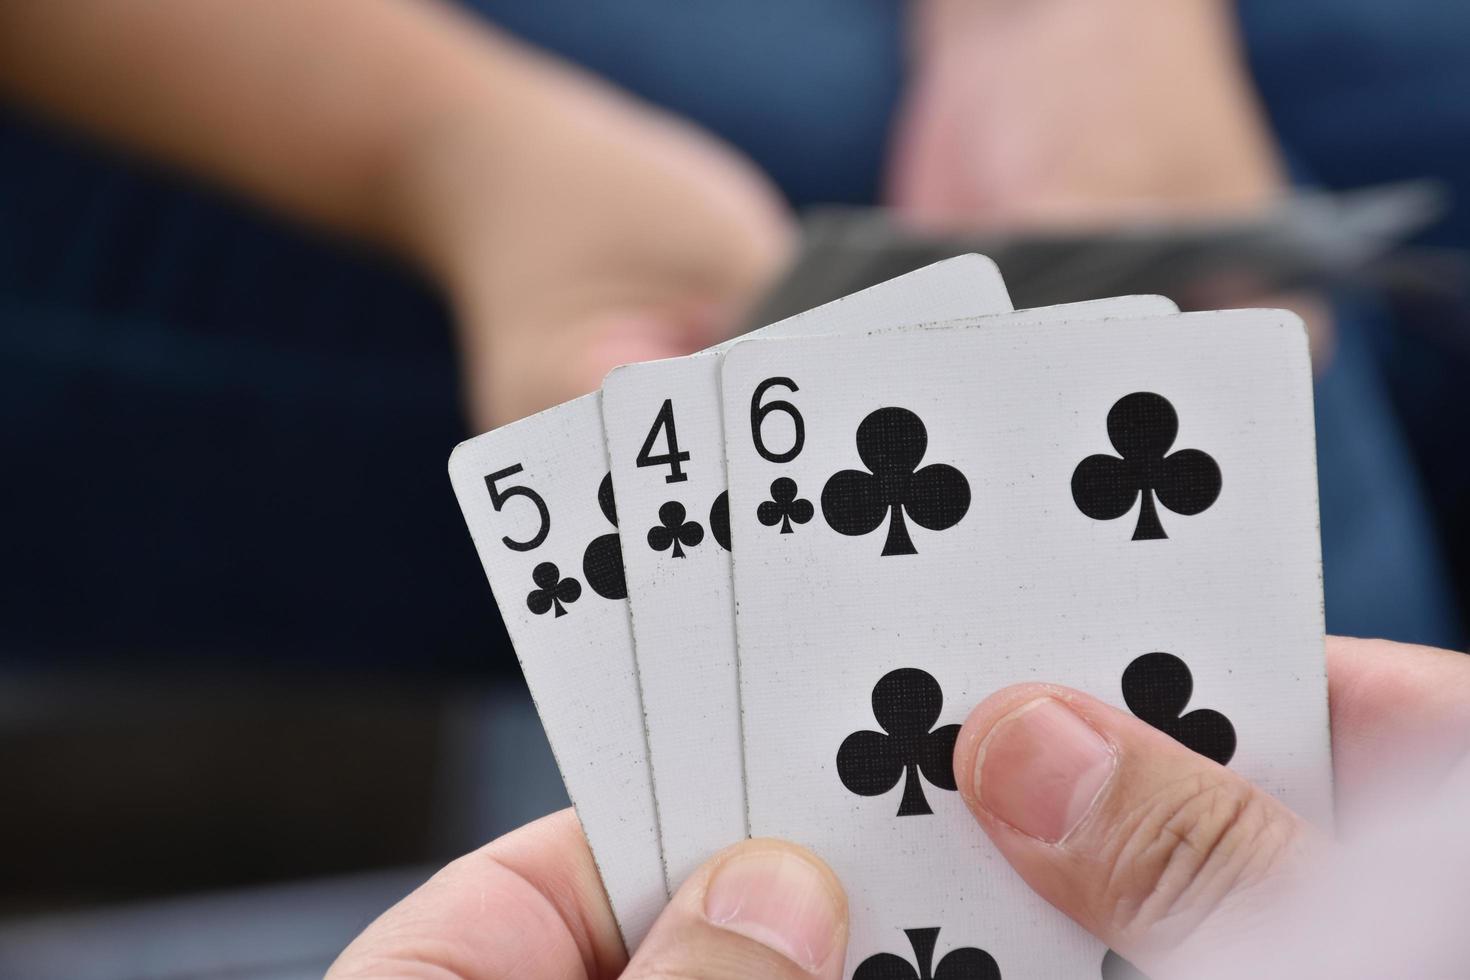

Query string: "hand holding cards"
[449, 257, 1330, 976]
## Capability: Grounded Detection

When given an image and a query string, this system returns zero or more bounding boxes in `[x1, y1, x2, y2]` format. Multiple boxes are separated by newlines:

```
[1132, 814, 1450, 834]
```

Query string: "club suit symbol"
[822, 407, 971, 556]
[582, 473, 627, 599]
[525, 561, 580, 618]
[1071, 392, 1221, 540]
[1122, 652, 1236, 765]
[757, 477, 813, 534]
[709, 490, 732, 551]
[854, 927, 1000, 980]
[838, 668, 961, 816]
[647, 500, 704, 558]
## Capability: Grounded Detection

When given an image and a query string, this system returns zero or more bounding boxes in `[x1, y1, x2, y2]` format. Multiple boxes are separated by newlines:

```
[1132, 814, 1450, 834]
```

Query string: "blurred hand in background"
[406, 38, 792, 428]
[0, 0, 1329, 428]
[888, 0, 1284, 232]
[886, 0, 1336, 361]
[0, 0, 792, 430]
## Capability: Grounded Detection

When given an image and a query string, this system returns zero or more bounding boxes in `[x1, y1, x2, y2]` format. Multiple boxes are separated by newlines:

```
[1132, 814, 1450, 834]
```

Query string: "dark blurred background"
[1, 1, 1467, 976]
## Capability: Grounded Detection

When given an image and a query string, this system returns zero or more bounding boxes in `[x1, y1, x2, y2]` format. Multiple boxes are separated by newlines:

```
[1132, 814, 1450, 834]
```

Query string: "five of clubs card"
[449, 255, 1331, 977]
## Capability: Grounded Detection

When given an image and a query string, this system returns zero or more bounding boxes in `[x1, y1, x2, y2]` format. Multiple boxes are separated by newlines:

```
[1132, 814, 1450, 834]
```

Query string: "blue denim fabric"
[0, 0, 1461, 668]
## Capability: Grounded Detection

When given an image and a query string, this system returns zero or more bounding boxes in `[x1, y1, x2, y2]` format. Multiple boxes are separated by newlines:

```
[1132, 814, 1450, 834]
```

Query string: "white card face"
[601, 256, 1015, 892]
[449, 255, 1007, 946]
[721, 311, 1331, 979]
[448, 395, 664, 948]
[603, 294, 1179, 895]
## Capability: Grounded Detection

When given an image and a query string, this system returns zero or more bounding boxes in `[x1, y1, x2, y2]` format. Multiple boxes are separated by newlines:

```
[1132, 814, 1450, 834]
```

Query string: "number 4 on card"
[636, 398, 690, 484]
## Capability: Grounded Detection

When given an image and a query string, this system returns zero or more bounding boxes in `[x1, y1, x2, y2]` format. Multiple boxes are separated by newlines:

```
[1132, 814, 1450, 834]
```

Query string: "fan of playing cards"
[448, 256, 1331, 979]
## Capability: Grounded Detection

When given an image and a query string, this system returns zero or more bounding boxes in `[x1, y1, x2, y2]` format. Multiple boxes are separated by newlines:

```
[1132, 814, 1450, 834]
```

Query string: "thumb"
[954, 685, 1320, 978]
[622, 838, 848, 980]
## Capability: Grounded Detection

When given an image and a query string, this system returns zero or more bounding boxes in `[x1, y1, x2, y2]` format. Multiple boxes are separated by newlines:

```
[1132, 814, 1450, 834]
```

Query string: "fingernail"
[974, 697, 1115, 843]
[705, 848, 841, 972]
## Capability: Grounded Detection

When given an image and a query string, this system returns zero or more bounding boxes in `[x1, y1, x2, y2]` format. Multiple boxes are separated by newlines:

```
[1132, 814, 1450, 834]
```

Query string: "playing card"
[448, 255, 1009, 947]
[601, 256, 1014, 894]
[721, 310, 1331, 978]
[448, 398, 664, 948]
[602, 293, 1177, 895]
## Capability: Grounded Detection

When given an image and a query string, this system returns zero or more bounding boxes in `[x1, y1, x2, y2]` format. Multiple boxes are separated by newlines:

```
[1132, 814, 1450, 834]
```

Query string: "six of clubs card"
[720, 309, 1331, 978]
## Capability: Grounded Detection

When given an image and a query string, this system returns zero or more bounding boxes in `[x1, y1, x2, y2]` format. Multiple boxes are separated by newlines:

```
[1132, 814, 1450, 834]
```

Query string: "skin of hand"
[326, 817, 849, 980]
[329, 636, 1470, 979]
[888, 0, 1285, 232]
[399, 39, 794, 428]
[0, 0, 792, 432]
[887, 0, 1335, 365]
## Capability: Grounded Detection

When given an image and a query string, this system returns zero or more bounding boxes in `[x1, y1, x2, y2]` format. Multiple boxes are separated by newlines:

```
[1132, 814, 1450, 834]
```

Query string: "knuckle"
[1096, 771, 1296, 952]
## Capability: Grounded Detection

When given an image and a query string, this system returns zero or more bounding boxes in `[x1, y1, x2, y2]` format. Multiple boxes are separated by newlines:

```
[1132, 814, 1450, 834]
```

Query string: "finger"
[622, 837, 848, 980]
[1327, 635, 1470, 813]
[327, 808, 625, 980]
[953, 685, 1319, 977]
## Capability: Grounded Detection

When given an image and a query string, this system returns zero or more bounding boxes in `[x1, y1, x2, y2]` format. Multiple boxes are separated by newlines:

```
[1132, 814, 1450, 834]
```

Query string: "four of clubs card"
[720, 310, 1330, 977]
